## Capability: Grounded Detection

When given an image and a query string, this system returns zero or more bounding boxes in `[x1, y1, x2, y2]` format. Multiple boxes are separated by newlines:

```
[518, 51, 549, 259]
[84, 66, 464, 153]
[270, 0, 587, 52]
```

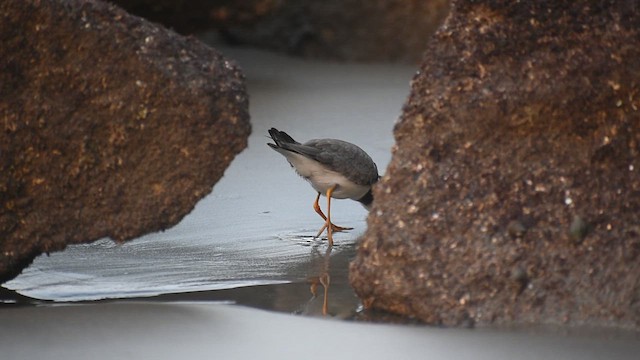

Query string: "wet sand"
[2, 44, 639, 358]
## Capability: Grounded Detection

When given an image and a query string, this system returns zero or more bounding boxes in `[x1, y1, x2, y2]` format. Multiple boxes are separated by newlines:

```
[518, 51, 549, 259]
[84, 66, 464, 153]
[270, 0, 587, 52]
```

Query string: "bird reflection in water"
[307, 245, 333, 316]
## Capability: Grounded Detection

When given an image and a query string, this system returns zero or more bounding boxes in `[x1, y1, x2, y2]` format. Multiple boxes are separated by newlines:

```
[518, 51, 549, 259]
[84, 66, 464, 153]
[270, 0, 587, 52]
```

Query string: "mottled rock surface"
[351, 0, 640, 329]
[0, 0, 250, 282]
[111, 0, 450, 62]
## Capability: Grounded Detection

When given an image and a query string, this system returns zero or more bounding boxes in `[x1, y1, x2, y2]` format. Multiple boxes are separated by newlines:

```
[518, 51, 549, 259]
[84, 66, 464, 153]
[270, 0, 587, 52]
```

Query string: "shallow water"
[3, 45, 414, 314]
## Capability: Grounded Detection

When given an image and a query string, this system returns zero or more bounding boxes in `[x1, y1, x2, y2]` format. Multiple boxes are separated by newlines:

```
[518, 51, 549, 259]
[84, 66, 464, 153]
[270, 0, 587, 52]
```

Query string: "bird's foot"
[314, 223, 352, 239]
[330, 223, 353, 232]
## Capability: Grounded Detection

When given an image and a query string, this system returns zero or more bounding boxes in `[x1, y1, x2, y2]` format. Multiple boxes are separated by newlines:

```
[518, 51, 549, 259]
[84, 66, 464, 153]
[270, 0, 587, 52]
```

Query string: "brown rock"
[110, 0, 451, 63]
[350, 0, 640, 329]
[0, 0, 250, 283]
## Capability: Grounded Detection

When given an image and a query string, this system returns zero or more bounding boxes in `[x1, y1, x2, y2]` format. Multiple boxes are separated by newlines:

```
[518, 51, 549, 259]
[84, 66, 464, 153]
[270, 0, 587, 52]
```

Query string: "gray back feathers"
[268, 128, 379, 186]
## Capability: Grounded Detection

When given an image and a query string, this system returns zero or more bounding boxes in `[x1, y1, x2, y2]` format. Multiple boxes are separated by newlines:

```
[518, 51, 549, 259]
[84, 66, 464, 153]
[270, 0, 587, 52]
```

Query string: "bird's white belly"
[282, 151, 369, 200]
[308, 168, 369, 199]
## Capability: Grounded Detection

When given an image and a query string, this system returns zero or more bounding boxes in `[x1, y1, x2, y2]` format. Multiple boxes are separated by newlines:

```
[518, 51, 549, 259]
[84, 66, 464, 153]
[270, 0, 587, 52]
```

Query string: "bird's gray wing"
[295, 139, 379, 186]
[277, 141, 321, 157]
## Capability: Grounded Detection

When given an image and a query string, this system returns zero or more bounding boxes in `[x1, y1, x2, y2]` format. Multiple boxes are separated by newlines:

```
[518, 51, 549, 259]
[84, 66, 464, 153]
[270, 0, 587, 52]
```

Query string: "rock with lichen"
[350, 0, 640, 329]
[0, 0, 250, 283]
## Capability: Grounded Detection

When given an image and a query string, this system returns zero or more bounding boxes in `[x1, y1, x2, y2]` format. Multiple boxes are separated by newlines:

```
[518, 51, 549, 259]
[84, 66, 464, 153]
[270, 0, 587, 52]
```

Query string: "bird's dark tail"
[268, 128, 299, 148]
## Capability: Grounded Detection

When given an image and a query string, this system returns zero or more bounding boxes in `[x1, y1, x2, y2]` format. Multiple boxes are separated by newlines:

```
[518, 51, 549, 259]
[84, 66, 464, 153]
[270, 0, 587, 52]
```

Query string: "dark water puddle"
[122, 242, 360, 318]
[1, 241, 365, 320]
[1, 239, 412, 323]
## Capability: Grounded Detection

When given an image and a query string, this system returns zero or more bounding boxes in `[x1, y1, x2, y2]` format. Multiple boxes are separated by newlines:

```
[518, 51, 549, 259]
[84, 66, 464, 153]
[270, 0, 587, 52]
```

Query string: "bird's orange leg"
[325, 185, 337, 246]
[313, 192, 326, 219]
[313, 192, 352, 240]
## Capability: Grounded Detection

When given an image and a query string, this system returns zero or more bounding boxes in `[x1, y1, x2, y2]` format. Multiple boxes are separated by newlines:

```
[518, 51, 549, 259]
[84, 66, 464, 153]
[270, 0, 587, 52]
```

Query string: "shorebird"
[267, 127, 379, 246]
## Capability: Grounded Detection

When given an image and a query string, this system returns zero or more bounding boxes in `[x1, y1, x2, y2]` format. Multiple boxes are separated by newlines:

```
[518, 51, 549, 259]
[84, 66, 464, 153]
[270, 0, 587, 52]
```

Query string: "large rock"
[0, 0, 250, 283]
[351, 0, 640, 329]
[111, 0, 450, 63]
